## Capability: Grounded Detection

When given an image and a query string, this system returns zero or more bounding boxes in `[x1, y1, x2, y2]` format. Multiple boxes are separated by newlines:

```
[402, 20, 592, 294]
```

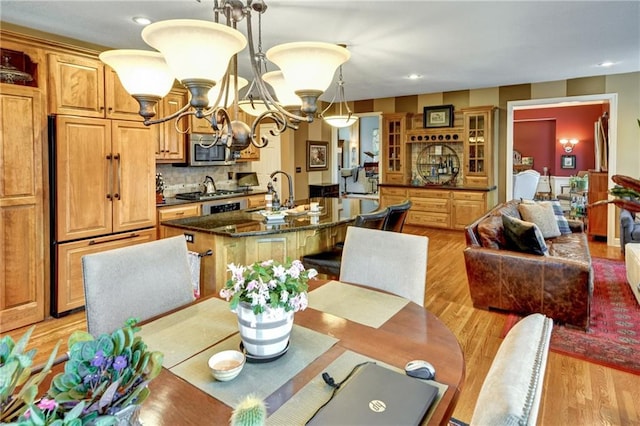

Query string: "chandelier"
[99, 0, 350, 152]
[321, 60, 358, 128]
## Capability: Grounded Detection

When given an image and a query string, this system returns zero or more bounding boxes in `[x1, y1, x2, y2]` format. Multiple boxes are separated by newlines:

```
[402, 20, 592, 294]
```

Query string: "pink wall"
[514, 104, 607, 177]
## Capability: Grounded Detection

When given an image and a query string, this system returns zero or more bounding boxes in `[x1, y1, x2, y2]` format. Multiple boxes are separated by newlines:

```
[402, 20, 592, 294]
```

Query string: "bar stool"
[301, 208, 389, 277]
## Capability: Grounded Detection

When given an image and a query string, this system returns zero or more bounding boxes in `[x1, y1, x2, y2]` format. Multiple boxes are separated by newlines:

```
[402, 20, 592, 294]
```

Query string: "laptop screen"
[306, 363, 438, 426]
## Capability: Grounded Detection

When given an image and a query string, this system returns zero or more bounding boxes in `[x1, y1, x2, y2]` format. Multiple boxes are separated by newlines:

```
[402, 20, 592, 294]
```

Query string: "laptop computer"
[306, 362, 439, 426]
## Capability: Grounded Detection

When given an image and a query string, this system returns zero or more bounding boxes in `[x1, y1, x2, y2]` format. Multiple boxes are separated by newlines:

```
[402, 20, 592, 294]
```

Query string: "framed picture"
[423, 104, 454, 128]
[307, 140, 329, 171]
[561, 155, 576, 169]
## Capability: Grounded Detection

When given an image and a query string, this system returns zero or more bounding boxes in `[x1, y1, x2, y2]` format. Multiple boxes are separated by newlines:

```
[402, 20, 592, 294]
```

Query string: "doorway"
[506, 93, 619, 246]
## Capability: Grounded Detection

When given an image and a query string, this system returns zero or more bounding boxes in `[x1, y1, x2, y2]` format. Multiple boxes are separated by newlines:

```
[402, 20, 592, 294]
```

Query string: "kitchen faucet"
[270, 170, 295, 209]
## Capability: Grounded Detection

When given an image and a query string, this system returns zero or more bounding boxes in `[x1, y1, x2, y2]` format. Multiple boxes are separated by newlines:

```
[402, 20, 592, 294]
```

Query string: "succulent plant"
[0, 326, 60, 423]
[230, 395, 266, 426]
[46, 320, 163, 424]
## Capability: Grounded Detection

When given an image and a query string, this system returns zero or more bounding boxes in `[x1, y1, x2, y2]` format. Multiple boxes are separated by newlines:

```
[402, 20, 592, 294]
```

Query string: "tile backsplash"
[157, 163, 252, 196]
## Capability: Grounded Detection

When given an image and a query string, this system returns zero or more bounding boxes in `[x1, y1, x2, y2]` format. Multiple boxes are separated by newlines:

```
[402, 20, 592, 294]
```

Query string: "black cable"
[305, 361, 374, 424]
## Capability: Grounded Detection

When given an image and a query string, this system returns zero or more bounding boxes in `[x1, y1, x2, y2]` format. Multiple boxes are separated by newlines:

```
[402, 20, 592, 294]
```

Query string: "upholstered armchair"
[620, 208, 640, 254]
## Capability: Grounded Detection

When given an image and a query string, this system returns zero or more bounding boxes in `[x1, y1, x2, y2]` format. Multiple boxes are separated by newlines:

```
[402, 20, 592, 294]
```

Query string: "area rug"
[502, 257, 640, 375]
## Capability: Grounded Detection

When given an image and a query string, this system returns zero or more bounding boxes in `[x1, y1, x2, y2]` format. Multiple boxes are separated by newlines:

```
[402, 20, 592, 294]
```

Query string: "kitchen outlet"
[184, 233, 194, 243]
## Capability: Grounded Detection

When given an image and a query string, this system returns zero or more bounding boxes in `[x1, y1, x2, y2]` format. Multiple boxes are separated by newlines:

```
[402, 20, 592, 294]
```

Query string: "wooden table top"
[139, 280, 466, 425]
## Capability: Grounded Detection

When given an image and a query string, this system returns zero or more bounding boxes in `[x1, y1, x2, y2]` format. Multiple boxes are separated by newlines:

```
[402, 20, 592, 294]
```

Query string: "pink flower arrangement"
[221, 259, 317, 314]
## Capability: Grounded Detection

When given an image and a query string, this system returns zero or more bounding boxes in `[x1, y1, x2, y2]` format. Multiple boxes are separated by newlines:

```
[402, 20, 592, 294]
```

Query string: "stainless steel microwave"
[185, 133, 235, 166]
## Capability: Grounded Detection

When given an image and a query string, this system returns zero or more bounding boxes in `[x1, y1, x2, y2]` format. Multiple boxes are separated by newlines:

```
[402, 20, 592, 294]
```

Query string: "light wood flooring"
[3, 227, 639, 425]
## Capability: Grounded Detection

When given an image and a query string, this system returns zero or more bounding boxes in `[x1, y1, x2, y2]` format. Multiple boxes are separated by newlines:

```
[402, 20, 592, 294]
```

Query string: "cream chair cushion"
[82, 236, 195, 336]
[339, 227, 428, 305]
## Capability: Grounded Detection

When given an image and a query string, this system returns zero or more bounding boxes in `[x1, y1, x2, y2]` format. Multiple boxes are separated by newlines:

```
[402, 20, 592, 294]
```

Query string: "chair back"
[82, 236, 195, 336]
[470, 313, 553, 426]
[339, 227, 428, 305]
[382, 199, 412, 232]
[513, 169, 541, 200]
[354, 208, 388, 229]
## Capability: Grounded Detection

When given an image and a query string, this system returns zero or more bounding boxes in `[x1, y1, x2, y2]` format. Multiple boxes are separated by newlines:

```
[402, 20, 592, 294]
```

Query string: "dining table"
[135, 279, 466, 425]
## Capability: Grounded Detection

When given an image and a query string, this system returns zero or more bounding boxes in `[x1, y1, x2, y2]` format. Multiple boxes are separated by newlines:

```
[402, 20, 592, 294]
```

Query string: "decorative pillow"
[549, 199, 572, 234]
[518, 202, 561, 239]
[502, 214, 548, 256]
[477, 215, 507, 249]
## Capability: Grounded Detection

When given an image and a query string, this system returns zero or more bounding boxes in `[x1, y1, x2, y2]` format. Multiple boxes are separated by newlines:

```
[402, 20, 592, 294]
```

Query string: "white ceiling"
[1, 0, 639, 102]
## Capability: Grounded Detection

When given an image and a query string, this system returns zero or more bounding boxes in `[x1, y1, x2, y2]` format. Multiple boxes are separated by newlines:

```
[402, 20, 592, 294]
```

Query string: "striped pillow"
[549, 199, 572, 234]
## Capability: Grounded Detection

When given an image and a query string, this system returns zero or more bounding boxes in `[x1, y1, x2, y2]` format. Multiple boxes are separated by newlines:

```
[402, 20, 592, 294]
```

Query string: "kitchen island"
[160, 198, 379, 296]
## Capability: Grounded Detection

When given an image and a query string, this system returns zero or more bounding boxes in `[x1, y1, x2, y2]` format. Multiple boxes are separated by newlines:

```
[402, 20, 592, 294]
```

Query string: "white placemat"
[309, 281, 409, 328]
[169, 324, 338, 408]
[267, 350, 448, 425]
[138, 297, 238, 368]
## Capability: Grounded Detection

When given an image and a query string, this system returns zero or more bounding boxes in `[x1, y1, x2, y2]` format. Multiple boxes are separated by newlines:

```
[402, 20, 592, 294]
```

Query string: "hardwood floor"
[3, 227, 639, 425]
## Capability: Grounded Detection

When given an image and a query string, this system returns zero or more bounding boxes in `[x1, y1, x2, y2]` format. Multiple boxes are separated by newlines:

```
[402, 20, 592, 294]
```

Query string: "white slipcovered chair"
[470, 313, 553, 426]
[513, 169, 541, 200]
[339, 226, 428, 305]
[82, 236, 195, 336]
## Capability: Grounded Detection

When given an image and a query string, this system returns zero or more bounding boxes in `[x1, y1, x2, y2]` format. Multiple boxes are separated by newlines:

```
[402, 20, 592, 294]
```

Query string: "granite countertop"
[161, 198, 380, 237]
[156, 190, 267, 207]
[378, 182, 497, 191]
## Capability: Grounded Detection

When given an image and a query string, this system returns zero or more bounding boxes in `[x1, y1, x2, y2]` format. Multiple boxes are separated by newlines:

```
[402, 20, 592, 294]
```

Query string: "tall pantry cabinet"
[0, 85, 47, 331]
[52, 116, 157, 314]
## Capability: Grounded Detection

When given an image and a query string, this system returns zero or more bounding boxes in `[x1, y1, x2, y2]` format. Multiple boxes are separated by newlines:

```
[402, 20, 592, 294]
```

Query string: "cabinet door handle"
[113, 153, 121, 200]
[106, 154, 113, 200]
[88, 232, 140, 245]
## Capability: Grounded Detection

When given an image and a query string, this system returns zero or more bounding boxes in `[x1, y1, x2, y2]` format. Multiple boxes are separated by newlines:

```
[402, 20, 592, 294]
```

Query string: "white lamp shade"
[208, 75, 248, 107]
[266, 42, 350, 93]
[323, 114, 358, 128]
[142, 19, 247, 83]
[99, 50, 175, 98]
[262, 70, 301, 107]
[238, 99, 270, 117]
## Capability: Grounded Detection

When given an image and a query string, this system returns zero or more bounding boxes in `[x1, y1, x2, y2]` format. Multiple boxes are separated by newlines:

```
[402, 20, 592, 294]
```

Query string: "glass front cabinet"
[381, 113, 411, 184]
[463, 106, 496, 187]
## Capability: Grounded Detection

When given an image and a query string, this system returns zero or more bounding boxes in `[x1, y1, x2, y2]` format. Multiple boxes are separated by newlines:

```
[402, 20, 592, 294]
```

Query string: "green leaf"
[67, 331, 93, 350]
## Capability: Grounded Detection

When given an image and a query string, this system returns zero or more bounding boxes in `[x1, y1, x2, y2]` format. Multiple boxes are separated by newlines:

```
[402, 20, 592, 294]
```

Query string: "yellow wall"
[341, 72, 640, 202]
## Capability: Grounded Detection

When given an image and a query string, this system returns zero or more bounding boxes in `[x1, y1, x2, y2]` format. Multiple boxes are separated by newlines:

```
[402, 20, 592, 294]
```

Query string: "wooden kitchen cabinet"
[463, 106, 496, 187]
[381, 113, 411, 184]
[55, 229, 156, 314]
[55, 116, 157, 242]
[48, 52, 140, 120]
[587, 171, 608, 238]
[405, 188, 451, 229]
[0, 84, 46, 331]
[156, 203, 201, 238]
[246, 194, 265, 209]
[451, 191, 487, 229]
[379, 185, 492, 230]
[237, 142, 260, 161]
[155, 88, 188, 163]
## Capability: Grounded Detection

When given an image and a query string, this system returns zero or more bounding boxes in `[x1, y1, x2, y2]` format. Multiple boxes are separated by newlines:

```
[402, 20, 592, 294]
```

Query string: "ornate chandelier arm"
[143, 102, 192, 126]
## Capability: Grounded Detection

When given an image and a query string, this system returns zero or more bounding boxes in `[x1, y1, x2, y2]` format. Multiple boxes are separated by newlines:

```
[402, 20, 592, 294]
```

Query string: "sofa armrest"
[470, 314, 553, 426]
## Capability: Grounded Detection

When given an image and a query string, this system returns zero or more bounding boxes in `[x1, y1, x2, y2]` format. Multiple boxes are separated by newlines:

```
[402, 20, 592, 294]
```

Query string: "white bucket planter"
[236, 302, 294, 357]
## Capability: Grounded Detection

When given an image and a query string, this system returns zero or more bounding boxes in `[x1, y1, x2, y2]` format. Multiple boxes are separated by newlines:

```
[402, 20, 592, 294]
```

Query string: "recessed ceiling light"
[133, 17, 152, 26]
[597, 61, 615, 67]
[407, 74, 422, 80]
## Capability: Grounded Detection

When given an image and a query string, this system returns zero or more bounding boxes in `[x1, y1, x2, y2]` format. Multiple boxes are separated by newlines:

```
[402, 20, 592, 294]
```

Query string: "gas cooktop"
[175, 190, 246, 201]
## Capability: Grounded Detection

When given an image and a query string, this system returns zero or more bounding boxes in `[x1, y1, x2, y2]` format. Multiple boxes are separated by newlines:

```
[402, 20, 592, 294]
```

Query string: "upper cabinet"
[462, 106, 496, 187]
[155, 88, 188, 163]
[48, 52, 139, 120]
[381, 113, 411, 184]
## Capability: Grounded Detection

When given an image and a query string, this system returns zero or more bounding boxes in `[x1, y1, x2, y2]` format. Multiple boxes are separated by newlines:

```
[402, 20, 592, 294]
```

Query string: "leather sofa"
[464, 200, 593, 330]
